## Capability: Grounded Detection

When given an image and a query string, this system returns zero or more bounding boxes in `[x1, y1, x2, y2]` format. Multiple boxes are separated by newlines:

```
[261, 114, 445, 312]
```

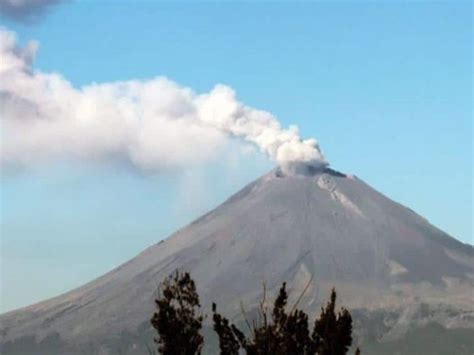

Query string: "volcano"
[1, 168, 473, 354]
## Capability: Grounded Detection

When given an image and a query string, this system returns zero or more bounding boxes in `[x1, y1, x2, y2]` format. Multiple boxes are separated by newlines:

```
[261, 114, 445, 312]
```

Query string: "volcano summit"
[1, 167, 473, 354]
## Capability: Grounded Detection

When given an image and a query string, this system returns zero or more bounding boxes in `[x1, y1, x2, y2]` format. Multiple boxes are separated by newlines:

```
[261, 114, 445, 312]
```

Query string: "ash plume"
[0, 28, 327, 175]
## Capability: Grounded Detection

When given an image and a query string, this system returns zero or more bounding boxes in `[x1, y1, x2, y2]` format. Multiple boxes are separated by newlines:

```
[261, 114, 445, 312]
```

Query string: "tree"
[212, 303, 240, 355]
[150, 271, 204, 355]
[212, 284, 358, 355]
[151, 271, 359, 354]
[310, 288, 353, 355]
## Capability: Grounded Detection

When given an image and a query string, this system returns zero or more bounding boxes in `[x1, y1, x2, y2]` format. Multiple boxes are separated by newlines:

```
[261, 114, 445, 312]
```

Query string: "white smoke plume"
[0, 28, 327, 175]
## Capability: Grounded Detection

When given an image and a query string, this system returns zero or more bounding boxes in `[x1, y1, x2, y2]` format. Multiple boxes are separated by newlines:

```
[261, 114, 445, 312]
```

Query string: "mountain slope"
[1, 168, 473, 354]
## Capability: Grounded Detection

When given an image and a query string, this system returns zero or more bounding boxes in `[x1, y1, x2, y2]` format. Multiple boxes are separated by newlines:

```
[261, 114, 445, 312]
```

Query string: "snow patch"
[331, 190, 366, 219]
[388, 260, 408, 276]
[317, 174, 365, 218]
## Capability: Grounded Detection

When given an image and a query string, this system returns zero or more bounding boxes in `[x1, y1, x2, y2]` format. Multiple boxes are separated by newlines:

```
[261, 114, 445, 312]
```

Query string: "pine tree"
[151, 270, 359, 355]
[311, 288, 353, 355]
[212, 303, 240, 355]
[213, 284, 358, 355]
[150, 271, 204, 355]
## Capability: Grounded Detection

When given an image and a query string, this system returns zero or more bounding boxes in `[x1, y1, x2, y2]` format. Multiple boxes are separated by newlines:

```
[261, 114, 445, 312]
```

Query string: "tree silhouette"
[151, 271, 359, 354]
[150, 271, 204, 355]
[212, 284, 359, 355]
[212, 303, 240, 355]
[310, 288, 353, 355]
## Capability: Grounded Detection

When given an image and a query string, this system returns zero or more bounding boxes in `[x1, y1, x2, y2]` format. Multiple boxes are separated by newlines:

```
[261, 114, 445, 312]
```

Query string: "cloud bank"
[0, 28, 327, 175]
[0, 0, 62, 23]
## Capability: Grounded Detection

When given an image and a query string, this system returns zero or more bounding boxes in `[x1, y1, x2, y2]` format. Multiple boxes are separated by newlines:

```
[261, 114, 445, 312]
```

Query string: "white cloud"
[0, 28, 327, 175]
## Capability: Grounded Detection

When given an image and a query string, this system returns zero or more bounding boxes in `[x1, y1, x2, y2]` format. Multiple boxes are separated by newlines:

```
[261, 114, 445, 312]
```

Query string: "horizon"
[1, 0, 472, 315]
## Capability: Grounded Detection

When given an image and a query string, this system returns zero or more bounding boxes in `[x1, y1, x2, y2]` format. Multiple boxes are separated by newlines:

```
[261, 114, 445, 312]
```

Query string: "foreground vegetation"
[150, 271, 360, 355]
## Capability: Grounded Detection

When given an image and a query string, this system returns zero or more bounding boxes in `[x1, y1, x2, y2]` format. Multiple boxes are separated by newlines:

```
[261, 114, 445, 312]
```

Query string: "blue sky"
[0, 1, 472, 312]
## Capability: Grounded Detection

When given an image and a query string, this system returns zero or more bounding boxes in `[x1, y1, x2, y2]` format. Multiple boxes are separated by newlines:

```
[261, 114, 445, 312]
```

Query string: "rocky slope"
[1, 168, 473, 354]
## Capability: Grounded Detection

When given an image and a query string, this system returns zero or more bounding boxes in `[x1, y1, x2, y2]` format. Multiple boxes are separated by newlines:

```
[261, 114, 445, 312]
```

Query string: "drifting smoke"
[0, 28, 327, 175]
[0, 0, 62, 23]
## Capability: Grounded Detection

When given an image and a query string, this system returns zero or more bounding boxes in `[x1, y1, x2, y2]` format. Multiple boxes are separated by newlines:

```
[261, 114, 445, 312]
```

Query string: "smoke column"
[0, 28, 327, 175]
